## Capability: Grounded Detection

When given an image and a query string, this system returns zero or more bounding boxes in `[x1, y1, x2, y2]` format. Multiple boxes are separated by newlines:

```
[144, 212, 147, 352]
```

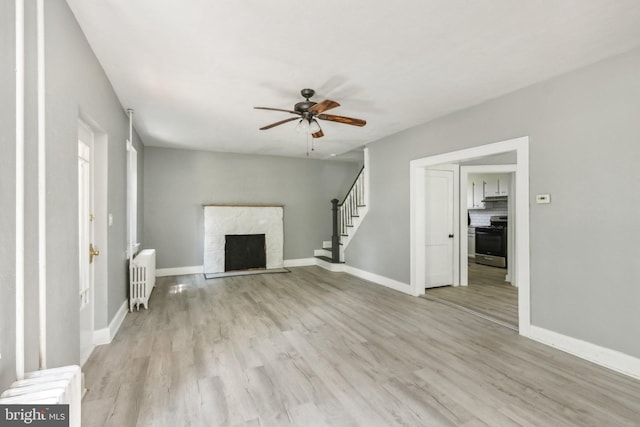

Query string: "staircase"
[314, 165, 368, 263]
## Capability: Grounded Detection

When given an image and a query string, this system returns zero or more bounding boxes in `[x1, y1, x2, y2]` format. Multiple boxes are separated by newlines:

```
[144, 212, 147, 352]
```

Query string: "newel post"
[331, 199, 340, 262]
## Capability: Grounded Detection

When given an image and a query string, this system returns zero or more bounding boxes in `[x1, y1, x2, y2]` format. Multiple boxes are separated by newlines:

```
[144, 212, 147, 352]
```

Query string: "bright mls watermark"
[0, 405, 68, 426]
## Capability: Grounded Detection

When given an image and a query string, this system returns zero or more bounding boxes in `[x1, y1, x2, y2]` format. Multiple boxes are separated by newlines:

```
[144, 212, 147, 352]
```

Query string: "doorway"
[78, 121, 96, 365]
[410, 137, 531, 336]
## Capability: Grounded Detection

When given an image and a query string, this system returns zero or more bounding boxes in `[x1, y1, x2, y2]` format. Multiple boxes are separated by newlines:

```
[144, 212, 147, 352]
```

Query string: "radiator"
[0, 365, 81, 427]
[130, 248, 156, 311]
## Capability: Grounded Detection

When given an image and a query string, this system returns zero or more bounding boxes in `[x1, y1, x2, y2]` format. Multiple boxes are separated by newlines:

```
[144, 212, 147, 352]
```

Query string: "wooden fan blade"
[312, 129, 324, 139]
[254, 107, 301, 115]
[259, 117, 299, 130]
[308, 99, 340, 114]
[317, 114, 366, 127]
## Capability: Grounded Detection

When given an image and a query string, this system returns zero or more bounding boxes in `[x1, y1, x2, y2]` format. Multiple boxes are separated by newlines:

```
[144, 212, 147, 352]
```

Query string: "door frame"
[78, 120, 95, 365]
[78, 114, 108, 364]
[410, 136, 531, 335]
[460, 165, 516, 286]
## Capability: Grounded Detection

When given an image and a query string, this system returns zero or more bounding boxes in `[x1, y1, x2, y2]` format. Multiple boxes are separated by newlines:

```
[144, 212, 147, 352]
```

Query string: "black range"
[475, 215, 507, 268]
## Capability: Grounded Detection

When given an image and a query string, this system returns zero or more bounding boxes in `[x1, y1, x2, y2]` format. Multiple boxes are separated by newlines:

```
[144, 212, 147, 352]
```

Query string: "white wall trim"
[283, 258, 317, 267]
[313, 258, 413, 295]
[528, 325, 640, 381]
[156, 265, 204, 277]
[93, 299, 128, 347]
[15, 0, 26, 381]
[315, 258, 347, 273]
[37, 0, 47, 370]
[410, 136, 531, 335]
[344, 265, 413, 295]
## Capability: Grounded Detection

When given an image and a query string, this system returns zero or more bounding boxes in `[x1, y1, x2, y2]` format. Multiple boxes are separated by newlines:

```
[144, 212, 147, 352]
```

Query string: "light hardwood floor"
[423, 261, 518, 328]
[82, 266, 640, 426]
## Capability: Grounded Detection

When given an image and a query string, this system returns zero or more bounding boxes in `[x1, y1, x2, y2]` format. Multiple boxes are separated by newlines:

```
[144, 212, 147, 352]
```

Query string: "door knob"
[448, 234, 454, 238]
[89, 244, 100, 264]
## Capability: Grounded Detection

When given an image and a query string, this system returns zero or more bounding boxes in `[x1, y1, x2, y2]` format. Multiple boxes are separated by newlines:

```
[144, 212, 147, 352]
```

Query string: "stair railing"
[331, 166, 365, 262]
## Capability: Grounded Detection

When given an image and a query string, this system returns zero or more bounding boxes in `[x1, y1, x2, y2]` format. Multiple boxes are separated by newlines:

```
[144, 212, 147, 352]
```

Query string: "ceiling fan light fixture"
[309, 119, 321, 134]
[295, 119, 309, 133]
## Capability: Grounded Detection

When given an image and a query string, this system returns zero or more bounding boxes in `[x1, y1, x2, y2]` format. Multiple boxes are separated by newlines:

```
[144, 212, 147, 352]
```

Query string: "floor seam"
[420, 293, 519, 332]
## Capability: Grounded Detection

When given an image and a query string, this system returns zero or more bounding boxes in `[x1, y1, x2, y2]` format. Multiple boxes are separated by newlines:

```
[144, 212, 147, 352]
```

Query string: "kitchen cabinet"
[484, 174, 509, 197]
[468, 173, 510, 209]
[467, 178, 486, 209]
[468, 228, 475, 258]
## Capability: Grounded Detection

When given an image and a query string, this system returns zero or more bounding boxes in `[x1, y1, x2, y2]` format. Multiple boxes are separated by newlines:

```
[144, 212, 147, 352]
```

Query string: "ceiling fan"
[254, 88, 366, 138]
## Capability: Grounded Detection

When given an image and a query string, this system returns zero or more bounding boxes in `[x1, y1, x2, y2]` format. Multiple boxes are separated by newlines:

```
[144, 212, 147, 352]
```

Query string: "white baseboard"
[343, 265, 413, 295]
[313, 258, 413, 295]
[93, 299, 128, 346]
[283, 258, 317, 267]
[315, 258, 346, 272]
[527, 325, 640, 381]
[156, 265, 204, 277]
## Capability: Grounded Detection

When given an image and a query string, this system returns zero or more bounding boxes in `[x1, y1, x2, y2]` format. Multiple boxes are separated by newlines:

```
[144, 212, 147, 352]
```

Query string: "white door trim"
[78, 122, 95, 365]
[410, 136, 531, 335]
[79, 112, 109, 346]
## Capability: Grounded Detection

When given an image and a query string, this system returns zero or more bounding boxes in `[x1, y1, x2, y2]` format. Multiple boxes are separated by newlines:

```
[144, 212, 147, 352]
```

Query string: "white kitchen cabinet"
[484, 177, 498, 197]
[468, 228, 475, 258]
[484, 173, 510, 197]
[469, 174, 510, 206]
[467, 177, 486, 208]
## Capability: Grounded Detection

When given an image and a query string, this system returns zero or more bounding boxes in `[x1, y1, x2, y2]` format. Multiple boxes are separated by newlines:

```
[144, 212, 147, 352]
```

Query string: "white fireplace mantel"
[203, 205, 284, 274]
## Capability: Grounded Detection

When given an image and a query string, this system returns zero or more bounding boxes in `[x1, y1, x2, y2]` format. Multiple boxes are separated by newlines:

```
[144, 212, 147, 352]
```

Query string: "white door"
[425, 169, 454, 288]
[78, 124, 96, 364]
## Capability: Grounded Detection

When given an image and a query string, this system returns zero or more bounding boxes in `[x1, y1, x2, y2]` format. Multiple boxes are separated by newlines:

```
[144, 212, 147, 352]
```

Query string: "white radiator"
[130, 248, 156, 311]
[0, 365, 81, 427]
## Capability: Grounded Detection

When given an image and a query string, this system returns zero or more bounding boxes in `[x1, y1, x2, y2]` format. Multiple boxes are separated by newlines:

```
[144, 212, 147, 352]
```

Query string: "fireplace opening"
[225, 234, 266, 272]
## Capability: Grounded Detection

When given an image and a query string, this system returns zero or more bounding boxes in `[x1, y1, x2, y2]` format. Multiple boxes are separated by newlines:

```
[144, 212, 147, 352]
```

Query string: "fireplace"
[203, 205, 284, 276]
[225, 234, 266, 272]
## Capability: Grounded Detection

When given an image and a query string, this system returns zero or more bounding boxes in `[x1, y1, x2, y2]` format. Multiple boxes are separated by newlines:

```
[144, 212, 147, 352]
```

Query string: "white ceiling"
[66, 0, 640, 161]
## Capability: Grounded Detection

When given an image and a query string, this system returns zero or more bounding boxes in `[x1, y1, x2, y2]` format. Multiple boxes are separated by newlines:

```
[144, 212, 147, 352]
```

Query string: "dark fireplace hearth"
[225, 234, 266, 272]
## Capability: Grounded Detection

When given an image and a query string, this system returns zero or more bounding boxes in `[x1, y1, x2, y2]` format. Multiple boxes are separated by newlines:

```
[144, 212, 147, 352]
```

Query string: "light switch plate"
[536, 194, 551, 204]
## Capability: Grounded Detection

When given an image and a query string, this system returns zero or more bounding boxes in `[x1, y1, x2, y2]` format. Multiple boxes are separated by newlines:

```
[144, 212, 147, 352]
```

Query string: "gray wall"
[348, 47, 640, 358]
[144, 147, 360, 268]
[0, 0, 17, 391]
[0, 0, 144, 389]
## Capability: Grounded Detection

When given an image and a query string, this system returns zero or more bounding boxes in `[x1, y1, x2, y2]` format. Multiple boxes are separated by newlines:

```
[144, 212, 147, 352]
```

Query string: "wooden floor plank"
[82, 266, 640, 426]
[424, 261, 518, 327]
